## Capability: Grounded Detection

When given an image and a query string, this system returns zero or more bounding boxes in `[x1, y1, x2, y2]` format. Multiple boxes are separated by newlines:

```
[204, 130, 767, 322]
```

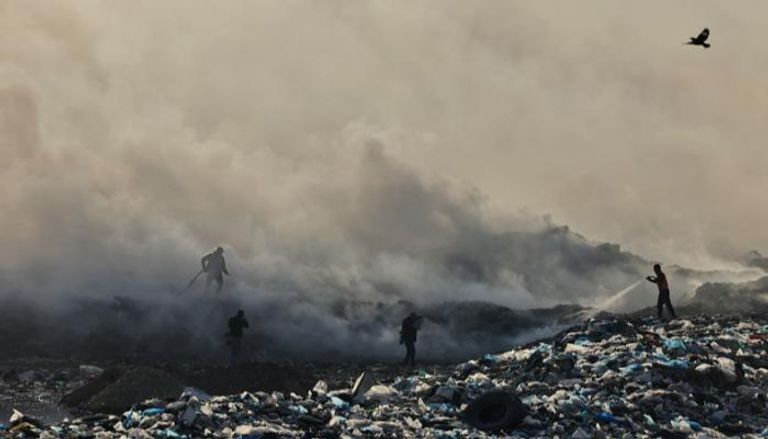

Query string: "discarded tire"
[462, 390, 525, 431]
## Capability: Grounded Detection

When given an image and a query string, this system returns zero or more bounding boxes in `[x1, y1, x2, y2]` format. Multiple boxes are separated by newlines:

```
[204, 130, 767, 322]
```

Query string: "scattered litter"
[5, 315, 768, 437]
[78, 365, 104, 379]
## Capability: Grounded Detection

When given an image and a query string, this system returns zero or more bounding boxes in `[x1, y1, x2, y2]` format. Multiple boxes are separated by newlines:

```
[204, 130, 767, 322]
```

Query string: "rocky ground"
[4, 314, 768, 438]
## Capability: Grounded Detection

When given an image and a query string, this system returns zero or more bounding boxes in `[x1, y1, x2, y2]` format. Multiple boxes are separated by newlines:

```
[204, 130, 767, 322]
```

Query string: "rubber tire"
[462, 390, 526, 431]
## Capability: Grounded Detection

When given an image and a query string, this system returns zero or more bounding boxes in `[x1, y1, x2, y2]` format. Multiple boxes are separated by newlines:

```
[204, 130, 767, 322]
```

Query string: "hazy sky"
[2, 1, 768, 298]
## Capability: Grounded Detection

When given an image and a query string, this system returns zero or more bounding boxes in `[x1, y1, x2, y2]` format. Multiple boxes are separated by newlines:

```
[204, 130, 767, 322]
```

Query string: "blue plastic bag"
[663, 338, 686, 351]
[142, 407, 165, 417]
[329, 396, 350, 409]
[620, 363, 643, 376]
[594, 412, 616, 423]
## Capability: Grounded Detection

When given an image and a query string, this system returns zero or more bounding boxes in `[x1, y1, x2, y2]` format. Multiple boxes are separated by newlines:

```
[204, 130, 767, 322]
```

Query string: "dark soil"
[60, 362, 320, 415]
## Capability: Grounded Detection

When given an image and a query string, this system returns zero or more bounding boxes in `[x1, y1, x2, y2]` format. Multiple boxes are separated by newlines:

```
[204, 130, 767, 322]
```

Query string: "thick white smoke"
[0, 2, 542, 308]
[2, 2, 766, 360]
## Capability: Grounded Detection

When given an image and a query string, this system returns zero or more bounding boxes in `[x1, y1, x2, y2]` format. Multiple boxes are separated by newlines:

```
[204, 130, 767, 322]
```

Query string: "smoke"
[2, 2, 767, 360]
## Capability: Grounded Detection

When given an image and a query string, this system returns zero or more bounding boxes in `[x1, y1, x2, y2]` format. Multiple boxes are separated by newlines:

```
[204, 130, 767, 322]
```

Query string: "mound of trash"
[5, 315, 768, 437]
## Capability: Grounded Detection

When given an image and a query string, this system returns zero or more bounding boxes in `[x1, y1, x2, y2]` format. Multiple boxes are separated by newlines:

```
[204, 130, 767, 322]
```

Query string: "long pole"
[182, 269, 205, 293]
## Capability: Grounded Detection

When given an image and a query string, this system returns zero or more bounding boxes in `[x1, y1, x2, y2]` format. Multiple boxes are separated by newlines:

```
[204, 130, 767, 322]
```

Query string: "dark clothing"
[227, 336, 242, 366]
[400, 315, 419, 343]
[207, 272, 224, 292]
[404, 340, 416, 366]
[202, 251, 228, 293]
[227, 315, 249, 338]
[400, 314, 421, 366]
[657, 289, 676, 319]
[648, 270, 676, 319]
[226, 314, 248, 366]
[202, 252, 228, 275]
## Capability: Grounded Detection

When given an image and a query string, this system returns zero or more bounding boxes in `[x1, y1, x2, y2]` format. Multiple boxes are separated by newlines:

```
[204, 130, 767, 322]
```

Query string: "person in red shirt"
[646, 263, 676, 320]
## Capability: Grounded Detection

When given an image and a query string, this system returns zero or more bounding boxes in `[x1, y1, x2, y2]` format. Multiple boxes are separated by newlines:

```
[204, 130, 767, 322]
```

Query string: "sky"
[2, 1, 767, 302]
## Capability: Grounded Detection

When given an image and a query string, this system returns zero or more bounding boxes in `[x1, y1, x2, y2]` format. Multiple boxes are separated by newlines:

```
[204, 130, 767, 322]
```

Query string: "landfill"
[5, 314, 768, 438]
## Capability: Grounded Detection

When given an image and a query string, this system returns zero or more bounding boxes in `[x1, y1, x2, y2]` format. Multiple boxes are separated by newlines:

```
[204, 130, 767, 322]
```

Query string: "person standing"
[400, 312, 422, 367]
[646, 263, 677, 320]
[225, 309, 249, 366]
[201, 246, 229, 293]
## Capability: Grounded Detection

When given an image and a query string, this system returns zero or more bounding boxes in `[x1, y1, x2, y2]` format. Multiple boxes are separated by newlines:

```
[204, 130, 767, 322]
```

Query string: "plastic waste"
[160, 429, 185, 438]
[329, 396, 349, 409]
[181, 387, 211, 402]
[78, 365, 104, 378]
[663, 338, 686, 351]
[462, 390, 525, 431]
[427, 402, 456, 414]
[351, 371, 375, 402]
[620, 362, 643, 376]
[311, 380, 328, 395]
[364, 385, 399, 402]
[142, 408, 165, 417]
[594, 411, 616, 423]
[574, 337, 593, 346]
[571, 427, 591, 438]
[656, 358, 689, 369]
[13, 370, 38, 384]
[8, 314, 768, 438]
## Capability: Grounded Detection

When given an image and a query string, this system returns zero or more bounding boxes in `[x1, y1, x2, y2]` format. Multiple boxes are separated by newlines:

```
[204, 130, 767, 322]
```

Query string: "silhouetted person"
[400, 312, 422, 366]
[647, 263, 677, 320]
[201, 247, 229, 293]
[225, 310, 249, 366]
[687, 28, 710, 48]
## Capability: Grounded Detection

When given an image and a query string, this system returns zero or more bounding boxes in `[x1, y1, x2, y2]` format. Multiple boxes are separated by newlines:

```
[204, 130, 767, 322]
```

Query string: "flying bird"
[687, 28, 710, 48]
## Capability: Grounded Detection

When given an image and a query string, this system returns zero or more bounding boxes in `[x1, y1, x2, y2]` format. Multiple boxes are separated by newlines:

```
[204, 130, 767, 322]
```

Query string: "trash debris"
[5, 314, 768, 437]
[78, 365, 104, 379]
[462, 390, 525, 431]
[350, 370, 375, 403]
[180, 387, 211, 402]
[363, 384, 399, 402]
[16, 370, 38, 383]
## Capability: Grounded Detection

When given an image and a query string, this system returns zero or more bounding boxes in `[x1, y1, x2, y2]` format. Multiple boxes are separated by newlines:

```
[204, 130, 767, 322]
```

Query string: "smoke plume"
[2, 2, 767, 360]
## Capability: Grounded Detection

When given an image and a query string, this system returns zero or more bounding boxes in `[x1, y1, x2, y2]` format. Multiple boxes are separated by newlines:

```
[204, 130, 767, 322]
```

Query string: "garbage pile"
[6, 315, 768, 438]
[0, 364, 101, 425]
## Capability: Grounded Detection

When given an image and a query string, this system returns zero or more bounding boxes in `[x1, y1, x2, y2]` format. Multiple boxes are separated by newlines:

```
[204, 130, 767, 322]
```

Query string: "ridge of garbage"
[5, 314, 768, 438]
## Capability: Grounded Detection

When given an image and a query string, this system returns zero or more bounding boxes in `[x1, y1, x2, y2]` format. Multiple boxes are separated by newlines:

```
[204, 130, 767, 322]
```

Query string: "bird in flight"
[687, 28, 710, 48]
